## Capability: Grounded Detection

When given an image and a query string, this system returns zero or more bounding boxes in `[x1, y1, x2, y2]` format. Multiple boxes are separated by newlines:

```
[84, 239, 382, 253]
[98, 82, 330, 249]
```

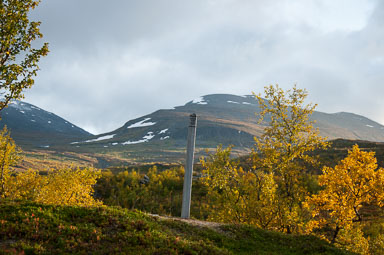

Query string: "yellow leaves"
[201, 145, 281, 229]
[250, 84, 329, 233]
[0, 126, 21, 199]
[305, 144, 384, 252]
[100, 166, 188, 216]
[7, 169, 40, 200]
[369, 233, 384, 254]
[313, 145, 383, 215]
[337, 225, 370, 255]
[201, 85, 330, 233]
[253, 84, 329, 173]
[35, 167, 102, 206]
[0, 127, 101, 207]
[6, 167, 102, 206]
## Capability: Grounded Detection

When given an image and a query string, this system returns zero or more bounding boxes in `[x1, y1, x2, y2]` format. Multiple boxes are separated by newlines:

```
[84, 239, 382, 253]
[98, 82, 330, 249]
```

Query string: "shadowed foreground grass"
[0, 200, 353, 254]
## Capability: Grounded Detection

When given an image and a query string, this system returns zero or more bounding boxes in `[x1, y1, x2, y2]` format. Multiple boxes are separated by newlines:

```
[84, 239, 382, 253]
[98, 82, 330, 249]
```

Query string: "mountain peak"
[0, 100, 92, 148]
[2, 95, 384, 157]
[69, 93, 384, 153]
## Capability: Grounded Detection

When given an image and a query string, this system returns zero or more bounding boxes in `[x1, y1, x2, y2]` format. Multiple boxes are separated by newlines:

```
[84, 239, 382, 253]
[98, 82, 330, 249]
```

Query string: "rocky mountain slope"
[2, 95, 384, 164]
[71, 94, 384, 151]
[0, 100, 92, 148]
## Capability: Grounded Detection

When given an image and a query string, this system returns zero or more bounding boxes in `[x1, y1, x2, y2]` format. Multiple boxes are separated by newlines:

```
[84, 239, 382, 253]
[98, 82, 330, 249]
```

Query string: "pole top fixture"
[189, 113, 197, 127]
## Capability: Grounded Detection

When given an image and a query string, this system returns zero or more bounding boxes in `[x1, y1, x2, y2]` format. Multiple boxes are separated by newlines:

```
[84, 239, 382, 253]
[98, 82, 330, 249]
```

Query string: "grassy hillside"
[16, 137, 384, 170]
[0, 200, 353, 255]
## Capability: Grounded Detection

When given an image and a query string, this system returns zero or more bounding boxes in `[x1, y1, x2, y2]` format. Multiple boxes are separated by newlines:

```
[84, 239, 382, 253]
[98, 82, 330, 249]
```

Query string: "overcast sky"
[25, 0, 384, 135]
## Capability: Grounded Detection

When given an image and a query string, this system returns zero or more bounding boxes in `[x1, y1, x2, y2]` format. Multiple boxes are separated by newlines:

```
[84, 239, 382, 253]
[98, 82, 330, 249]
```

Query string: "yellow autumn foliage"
[5, 167, 102, 206]
[201, 85, 330, 234]
[0, 126, 21, 198]
[0, 127, 101, 206]
[201, 145, 280, 229]
[252, 84, 329, 233]
[97, 166, 190, 216]
[305, 145, 384, 254]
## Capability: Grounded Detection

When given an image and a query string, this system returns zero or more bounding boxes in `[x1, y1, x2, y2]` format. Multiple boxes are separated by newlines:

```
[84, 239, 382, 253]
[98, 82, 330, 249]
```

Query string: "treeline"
[95, 166, 209, 219]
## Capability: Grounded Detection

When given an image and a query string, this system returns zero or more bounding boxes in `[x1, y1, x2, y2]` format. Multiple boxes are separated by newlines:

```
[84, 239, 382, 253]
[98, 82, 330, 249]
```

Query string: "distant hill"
[0, 100, 92, 148]
[72, 94, 384, 150]
[2, 95, 384, 165]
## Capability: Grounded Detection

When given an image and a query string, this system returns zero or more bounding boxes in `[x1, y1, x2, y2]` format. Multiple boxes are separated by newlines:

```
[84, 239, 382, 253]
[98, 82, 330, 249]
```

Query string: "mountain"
[69, 94, 384, 161]
[0, 100, 92, 148]
[2, 94, 384, 164]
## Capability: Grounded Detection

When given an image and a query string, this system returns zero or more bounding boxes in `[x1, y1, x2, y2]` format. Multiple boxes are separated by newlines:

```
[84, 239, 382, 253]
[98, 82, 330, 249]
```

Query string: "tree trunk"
[331, 226, 340, 244]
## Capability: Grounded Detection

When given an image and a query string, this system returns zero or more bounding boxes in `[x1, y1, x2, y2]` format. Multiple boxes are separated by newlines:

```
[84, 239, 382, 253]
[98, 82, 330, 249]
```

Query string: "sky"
[24, 0, 384, 135]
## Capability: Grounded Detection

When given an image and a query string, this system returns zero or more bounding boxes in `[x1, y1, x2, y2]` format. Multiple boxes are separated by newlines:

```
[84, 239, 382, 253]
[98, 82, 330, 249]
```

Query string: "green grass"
[0, 200, 353, 254]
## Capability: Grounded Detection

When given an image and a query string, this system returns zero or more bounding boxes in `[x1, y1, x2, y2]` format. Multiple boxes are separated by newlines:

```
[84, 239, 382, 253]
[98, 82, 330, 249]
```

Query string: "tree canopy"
[201, 85, 329, 233]
[252, 84, 329, 233]
[305, 145, 384, 254]
[0, 0, 48, 111]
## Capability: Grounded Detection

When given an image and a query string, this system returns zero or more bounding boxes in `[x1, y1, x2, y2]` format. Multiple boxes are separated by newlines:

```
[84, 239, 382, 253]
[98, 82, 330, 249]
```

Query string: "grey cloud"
[24, 0, 384, 134]
[32, 0, 207, 51]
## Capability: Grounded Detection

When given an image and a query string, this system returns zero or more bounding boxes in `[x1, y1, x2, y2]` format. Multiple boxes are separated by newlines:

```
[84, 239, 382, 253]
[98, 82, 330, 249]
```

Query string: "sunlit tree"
[0, 0, 49, 111]
[305, 145, 384, 254]
[201, 85, 328, 232]
[201, 145, 279, 229]
[7, 167, 102, 206]
[0, 126, 20, 199]
[252, 84, 329, 233]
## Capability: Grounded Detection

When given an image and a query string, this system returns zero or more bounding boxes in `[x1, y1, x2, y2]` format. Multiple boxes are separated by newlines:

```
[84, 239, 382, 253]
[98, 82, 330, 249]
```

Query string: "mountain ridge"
[72, 94, 384, 149]
[1, 94, 384, 165]
[0, 100, 92, 148]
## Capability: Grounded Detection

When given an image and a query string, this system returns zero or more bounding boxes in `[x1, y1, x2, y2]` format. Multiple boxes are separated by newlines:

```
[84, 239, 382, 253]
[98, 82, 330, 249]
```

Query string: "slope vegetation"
[0, 200, 353, 254]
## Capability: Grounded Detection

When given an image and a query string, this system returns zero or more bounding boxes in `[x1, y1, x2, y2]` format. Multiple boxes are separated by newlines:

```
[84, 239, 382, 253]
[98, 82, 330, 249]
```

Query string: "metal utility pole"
[181, 113, 197, 219]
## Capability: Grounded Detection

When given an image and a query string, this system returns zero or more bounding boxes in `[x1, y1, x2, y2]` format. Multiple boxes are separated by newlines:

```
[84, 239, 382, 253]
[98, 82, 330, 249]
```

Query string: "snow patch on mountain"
[143, 132, 154, 139]
[227, 101, 240, 104]
[192, 97, 207, 105]
[30, 106, 40, 110]
[71, 134, 116, 144]
[127, 118, 157, 128]
[366, 125, 374, 128]
[9, 101, 31, 111]
[85, 134, 116, 143]
[122, 132, 155, 145]
[160, 136, 170, 140]
[159, 128, 168, 134]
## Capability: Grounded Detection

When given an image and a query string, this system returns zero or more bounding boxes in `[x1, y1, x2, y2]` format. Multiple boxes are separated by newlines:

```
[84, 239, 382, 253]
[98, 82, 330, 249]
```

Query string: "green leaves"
[0, 0, 48, 111]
